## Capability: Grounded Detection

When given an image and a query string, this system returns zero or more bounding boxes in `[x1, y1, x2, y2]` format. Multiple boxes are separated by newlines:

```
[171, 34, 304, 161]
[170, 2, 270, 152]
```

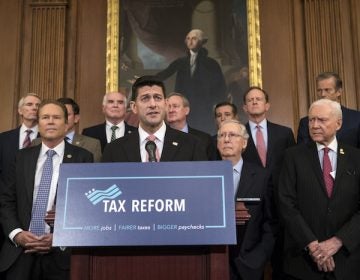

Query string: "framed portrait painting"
[106, 0, 261, 134]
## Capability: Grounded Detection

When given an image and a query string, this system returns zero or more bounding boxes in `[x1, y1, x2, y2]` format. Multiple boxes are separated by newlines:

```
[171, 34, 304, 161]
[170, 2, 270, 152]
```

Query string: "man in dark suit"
[0, 93, 42, 270]
[102, 76, 207, 162]
[279, 99, 360, 280]
[34, 98, 102, 162]
[166, 92, 216, 160]
[0, 100, 93, 280]
[156, 29, 226, 134]
[242, 86, 295, 280]
[0, 93, 42, 184]
[82, 91, 136, 152]
[217, 120, 274, 280]
[297, 72, 360, 147]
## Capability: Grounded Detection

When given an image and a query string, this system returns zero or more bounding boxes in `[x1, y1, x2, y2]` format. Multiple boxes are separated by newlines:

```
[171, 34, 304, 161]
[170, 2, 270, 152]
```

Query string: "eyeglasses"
[218, 132, 242, 140]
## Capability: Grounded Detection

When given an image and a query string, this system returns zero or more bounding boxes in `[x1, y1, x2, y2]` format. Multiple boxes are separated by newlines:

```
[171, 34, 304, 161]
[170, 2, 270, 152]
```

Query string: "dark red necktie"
[323, 147, 334, 197]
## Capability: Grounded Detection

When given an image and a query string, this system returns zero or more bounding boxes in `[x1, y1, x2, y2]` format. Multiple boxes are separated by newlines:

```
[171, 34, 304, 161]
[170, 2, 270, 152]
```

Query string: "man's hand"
[14, 231, 52, 254]
[317, 256, 335, 272]
[318, 237, 342, 261]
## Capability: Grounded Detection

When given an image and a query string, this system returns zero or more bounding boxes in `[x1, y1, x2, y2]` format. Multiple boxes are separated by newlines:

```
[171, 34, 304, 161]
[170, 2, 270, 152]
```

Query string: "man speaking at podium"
[102, 76, 207, 162]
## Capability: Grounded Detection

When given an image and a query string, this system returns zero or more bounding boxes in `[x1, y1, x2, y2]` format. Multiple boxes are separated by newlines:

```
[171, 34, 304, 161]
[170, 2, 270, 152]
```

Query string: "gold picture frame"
[105, 0, 262, 92]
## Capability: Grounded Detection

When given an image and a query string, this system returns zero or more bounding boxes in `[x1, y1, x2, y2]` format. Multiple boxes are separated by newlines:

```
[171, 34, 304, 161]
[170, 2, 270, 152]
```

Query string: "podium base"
[71, 246, 229, 280]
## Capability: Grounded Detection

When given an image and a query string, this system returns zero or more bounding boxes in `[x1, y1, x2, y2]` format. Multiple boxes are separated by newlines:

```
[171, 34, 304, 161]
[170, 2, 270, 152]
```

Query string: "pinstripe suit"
[278, 141, 360, 280]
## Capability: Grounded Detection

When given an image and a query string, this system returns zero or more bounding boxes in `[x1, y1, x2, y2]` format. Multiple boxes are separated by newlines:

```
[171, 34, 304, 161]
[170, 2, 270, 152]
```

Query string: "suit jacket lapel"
[160, 127, 180, 161]
[333, 144, 347, 197]
[124, 131, 141, 162]
[307, 142, 328, 195]
[25, 145, 42, 201]
[236, 162, 255, 198]
[245, 123, 262, 166]
[266, 122, 274, 167]
[71, 134, 83, 147]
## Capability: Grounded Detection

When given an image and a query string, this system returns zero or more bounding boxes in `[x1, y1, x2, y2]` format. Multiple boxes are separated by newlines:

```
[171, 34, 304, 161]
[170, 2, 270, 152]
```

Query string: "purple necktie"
[22, 129, 33, 148]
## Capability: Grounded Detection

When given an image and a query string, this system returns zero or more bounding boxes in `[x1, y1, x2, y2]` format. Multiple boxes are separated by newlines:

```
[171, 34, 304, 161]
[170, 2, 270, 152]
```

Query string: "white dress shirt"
[138, 122, 166, 162]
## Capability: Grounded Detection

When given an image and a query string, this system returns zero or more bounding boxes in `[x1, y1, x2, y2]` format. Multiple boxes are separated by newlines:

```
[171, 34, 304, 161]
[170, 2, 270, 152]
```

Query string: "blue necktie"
[29, 149, 56, 236]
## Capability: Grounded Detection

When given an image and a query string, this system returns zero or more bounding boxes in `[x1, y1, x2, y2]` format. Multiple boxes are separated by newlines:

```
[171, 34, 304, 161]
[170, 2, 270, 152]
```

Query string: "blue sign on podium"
[53, 161, 236, 247]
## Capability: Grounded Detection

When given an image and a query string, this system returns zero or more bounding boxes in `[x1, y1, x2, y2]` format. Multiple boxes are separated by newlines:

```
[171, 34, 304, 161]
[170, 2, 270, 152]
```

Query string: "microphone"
[145, 141, 157, 162]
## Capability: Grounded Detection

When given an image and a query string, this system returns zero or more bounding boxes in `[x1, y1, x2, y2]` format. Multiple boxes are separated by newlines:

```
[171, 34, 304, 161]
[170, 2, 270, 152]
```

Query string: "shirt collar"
[20, 123, 38, 135]
[106, 120, 124, 129]
[233, 158, 244, 175]
[249, 119, 267, 131]
[316, 137, 338, 153]
[180, 123, 189, 133]
[40, 140, 65, 158]
[66, 131, 75, 142]
[138, 121, 166, 144]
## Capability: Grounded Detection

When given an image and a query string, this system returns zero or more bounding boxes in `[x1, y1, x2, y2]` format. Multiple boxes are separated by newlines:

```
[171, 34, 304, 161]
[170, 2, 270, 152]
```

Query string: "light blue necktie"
[29, 149, 56, 236]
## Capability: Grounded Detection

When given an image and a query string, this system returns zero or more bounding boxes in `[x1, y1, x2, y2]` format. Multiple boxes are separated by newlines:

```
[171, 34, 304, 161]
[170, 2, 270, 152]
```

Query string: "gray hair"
[186, 29, 208, 44]
[102, 91, 128, 106]
[18, 93, 41, 108]
[309, 99, 342, 120]
[167, 92, 190, 108]
[218, 119, 249, 140]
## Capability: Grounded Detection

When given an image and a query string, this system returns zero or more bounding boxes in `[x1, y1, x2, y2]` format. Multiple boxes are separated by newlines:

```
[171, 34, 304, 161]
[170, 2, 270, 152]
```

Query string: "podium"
[52, 162, 238, 280]
[70, 246, 228, 280]
[67, 201, 249, 280]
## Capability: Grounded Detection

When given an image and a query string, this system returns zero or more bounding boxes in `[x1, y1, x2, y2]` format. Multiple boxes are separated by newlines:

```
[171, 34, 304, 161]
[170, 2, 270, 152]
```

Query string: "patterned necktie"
[256, 125, 266, 167]
[146, 135, 160, 162]
[29, 149, 56, 236]
[323, 147, 334, 197]
[110, 125, 118, 142]
[22, 129, 33, 148]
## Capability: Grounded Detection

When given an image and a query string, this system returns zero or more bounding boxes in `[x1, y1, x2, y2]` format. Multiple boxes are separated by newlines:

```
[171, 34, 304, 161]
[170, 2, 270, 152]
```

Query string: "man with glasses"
[297, 72, 360, 146]
[242, 86, 295, 280]
[217, 120, 274, 280]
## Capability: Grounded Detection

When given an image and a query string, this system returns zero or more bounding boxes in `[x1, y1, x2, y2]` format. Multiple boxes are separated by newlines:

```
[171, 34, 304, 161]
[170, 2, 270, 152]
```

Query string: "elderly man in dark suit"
[0, 100, 93, 280]
[102, 76, 207, 162]
[217, 119, 275, 280]
[279, 99, 360, 280]
[166, 92, 216, 160]
[297, 72, 360, 147]
[82, 91, 136, 152]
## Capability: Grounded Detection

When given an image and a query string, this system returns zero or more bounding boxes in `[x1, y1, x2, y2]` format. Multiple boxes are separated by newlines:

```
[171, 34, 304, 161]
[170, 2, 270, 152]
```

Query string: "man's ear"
[185, 107, 190, 116]
[130, 101, 137, 114]
[74, 114, 80, 125]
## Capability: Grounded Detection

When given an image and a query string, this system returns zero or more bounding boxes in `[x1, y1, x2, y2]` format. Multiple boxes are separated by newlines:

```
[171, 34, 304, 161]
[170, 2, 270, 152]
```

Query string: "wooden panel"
[71, 246, 228, 280]
[75, 0, 107, 132]
[259, 0, 298, 130]
[0, 0, 23, 131]
[19, 0, 68, 100]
